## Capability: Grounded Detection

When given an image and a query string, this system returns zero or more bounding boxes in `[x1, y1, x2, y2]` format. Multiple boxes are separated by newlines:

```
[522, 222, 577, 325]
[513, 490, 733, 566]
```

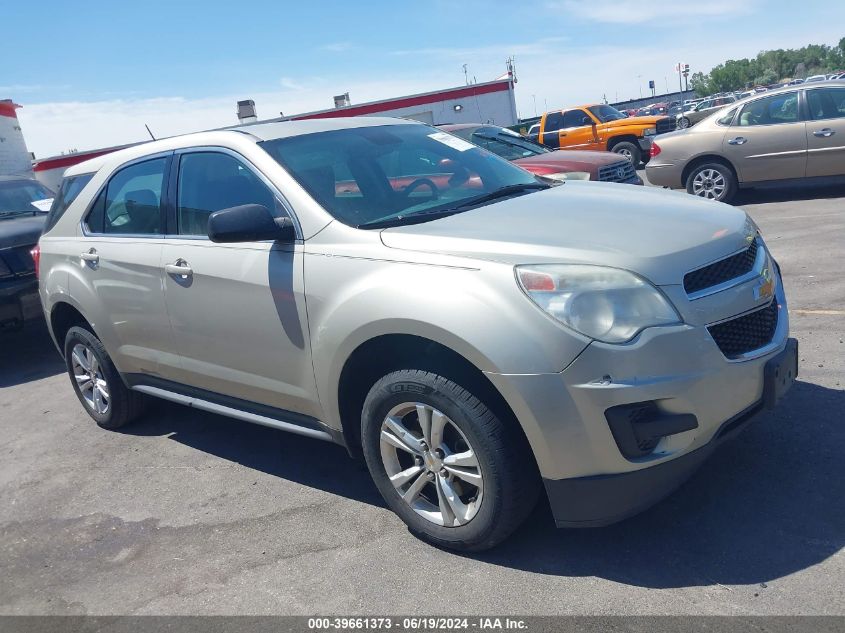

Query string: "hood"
[0, 214, 47, 250]
[380, 182, 753, 286]
[513, 150, 622, 174]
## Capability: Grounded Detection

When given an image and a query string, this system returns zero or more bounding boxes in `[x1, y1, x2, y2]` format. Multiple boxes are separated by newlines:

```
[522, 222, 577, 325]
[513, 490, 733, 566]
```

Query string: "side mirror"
[207, 204, 295, 243]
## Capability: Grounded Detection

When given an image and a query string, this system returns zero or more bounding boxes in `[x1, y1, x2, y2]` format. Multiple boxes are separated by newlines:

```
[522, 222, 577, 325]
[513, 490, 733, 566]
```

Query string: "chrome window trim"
[686, 238, 767, 301]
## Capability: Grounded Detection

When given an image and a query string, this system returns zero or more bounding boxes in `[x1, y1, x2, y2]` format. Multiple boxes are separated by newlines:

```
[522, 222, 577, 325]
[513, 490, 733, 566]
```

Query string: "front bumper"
[0, 274, 40, 330]
[485, 284, 794, 527]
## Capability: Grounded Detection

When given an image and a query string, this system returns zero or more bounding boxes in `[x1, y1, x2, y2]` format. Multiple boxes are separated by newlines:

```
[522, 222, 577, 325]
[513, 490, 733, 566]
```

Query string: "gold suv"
[646, 81, 845, 202]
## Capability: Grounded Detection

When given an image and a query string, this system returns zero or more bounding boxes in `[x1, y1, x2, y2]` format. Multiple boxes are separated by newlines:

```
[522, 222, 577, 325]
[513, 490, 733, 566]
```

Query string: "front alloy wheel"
[380, 402, 483, 527]
[361, 369, 540, 551]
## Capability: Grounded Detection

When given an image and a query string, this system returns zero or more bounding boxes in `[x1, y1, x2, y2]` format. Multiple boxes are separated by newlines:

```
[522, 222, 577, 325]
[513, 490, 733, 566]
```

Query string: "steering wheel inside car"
[401, 178, 439, 201]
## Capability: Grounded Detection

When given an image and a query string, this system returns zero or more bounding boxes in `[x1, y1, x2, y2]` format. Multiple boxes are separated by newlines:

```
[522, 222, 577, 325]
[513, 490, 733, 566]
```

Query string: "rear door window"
[85, 158, 167, 235]
[543, 112, 564, 133]
[806, 87, 845, 120]
[44, 174, 92, 232]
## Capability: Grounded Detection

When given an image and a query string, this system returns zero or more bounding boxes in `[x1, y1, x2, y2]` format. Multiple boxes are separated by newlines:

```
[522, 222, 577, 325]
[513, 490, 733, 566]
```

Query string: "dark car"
[0, 176, 54, 330]
[439, 124, 643, 184]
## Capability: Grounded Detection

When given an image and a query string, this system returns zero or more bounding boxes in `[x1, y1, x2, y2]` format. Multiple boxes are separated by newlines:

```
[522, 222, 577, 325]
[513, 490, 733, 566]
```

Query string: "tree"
[690, 37, 845, 94]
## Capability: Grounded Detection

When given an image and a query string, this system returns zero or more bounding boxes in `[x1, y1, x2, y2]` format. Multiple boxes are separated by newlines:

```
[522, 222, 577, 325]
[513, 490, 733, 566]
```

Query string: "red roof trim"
[290, 80, 511, 121]
[0, 101, 21, 119]
[32, 147, 120, 172]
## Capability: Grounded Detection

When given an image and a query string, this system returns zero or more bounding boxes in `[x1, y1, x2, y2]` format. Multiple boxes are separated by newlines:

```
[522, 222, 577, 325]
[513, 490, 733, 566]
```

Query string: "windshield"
[0, 180, 55, 217]
[587, 104, 628, 123]
[450, 126, 551, 160]
[260, 124, 542, 228]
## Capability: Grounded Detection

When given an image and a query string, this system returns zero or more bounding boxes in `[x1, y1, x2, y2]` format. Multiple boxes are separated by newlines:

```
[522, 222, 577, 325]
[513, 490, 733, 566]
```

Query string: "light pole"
[637, 75, 643, 99]
[532, 94, 537, 117]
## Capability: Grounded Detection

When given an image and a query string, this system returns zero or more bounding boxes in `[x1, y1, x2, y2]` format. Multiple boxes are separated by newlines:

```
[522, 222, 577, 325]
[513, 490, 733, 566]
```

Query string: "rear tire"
[611, 141, 641, 167]
[64, 326, 146, 429]
[678, 116, 691, 129]
[685, 161, 737, 203]
[361, 369, 539, 551]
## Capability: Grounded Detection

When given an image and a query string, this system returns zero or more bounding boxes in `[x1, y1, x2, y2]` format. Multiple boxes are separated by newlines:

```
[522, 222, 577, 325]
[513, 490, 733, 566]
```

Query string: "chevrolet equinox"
[36, 117, 797, 550]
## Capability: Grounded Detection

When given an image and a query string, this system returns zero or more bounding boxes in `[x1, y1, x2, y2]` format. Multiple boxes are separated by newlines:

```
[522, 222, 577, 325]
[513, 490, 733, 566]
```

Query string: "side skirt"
[124, 374, 343, 446]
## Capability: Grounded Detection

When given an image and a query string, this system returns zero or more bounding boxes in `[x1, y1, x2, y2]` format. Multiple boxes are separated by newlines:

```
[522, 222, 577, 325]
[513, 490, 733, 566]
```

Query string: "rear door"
[74, 154, 178, 377]
[804, 86, 845, 177]
[159, 149, 319, 417]
[721, 91, 806, 183]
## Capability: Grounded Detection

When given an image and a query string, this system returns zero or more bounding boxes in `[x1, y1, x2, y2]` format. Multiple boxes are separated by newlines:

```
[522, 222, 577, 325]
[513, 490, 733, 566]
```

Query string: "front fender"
[304, 253, 589, 430]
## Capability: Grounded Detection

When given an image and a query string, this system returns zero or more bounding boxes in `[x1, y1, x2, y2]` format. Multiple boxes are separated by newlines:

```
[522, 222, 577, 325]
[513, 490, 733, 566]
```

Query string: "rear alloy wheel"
[686, 162, 737, 203]
[361, 369, 539, 551]
[678, 116, 691, 129]
[611, 141, 641, 167]
[64, 326, 147, 429]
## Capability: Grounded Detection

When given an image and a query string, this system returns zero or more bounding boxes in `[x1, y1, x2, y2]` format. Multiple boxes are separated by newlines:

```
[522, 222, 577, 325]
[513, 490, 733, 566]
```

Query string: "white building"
[30, 76, 519, 189]
[0, 100, 34, 177]
[275, 78, 518, 127]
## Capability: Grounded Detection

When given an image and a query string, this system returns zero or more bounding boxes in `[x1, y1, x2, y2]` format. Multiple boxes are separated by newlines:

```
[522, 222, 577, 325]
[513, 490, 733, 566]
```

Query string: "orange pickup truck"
[535, 103, 676, 166]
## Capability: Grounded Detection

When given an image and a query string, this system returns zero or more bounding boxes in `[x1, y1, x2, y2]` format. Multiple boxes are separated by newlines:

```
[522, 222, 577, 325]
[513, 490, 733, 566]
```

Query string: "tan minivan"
[647, 82, 845, 202]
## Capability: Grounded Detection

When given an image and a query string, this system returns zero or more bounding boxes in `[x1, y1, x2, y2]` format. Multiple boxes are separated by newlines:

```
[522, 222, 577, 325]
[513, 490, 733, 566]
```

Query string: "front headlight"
[516, 264, 681, 343]
[542, 171, 591, 182]
[642, 127, 657, 137]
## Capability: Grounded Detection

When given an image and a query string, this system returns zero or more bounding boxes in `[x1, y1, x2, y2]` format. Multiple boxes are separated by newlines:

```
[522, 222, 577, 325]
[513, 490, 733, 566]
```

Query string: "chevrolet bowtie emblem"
[754, 267, 775, 301]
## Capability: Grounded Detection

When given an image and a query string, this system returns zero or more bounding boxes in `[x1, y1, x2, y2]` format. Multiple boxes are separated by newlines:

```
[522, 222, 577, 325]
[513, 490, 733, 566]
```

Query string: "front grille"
[684, 239, 759, 295]
[1, 244, 37, 275]
[707, 300, 779, 359]
[598, 160, 637, 183]
[655, 117, 677, 134]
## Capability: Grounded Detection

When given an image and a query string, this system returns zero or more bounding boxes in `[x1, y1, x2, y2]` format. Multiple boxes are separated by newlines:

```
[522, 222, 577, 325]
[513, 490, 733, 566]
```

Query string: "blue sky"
[3, 0, 843, 157]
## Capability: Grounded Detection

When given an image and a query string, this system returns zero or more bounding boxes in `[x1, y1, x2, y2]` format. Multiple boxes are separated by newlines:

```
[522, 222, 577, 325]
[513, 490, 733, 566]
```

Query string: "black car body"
[0, 176, 54, 330]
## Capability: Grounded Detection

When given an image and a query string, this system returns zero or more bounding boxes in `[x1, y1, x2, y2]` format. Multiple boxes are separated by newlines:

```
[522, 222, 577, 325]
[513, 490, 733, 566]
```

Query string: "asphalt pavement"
[1, 179, 842, 615]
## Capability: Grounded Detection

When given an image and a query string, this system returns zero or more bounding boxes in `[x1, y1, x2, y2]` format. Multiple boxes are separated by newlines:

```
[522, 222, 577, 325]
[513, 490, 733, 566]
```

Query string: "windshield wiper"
[358, 208, 464, 230]
[357, 183, 550, 230]
[445, 182, 549, 212]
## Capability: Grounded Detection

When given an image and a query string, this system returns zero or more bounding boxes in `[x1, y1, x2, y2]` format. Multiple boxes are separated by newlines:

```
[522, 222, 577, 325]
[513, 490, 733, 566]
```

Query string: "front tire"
[686, 161, 737, 203]
[611, 141, 641, 167]
[361, 370, 539, 551]
[64, 326, 146, 429]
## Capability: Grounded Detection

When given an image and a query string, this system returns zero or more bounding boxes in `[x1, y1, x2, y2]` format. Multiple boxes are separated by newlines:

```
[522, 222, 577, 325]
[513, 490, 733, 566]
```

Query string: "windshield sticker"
[30, 198, 54, 212]
[428, 132, 476, 152]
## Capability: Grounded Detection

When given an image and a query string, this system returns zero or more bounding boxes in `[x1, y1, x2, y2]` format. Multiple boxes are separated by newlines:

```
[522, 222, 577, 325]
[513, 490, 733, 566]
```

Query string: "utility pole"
[531, 94, 537, 116]
[637, 75, 643, 98]
[462, 64, 469, 86]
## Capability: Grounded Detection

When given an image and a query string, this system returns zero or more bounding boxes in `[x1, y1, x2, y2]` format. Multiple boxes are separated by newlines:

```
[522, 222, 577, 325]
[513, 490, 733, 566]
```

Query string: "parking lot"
[1, 179, 843, 616]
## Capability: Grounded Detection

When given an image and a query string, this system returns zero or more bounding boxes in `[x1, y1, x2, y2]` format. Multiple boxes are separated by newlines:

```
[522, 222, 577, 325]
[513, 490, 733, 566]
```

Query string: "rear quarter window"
[44, 174, 94, 233]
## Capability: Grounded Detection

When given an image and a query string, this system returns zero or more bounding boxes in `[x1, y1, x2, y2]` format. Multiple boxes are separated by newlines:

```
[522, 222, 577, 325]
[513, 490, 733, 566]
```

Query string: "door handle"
[80, 249, 99, 266]
[727, 137, 748, 145]
[165, 259, 193, 277]
[813, 128, 835, 138]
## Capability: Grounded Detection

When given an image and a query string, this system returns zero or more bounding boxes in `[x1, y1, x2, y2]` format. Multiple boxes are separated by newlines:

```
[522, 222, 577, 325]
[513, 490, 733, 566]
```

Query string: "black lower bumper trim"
[544, 399, 765, 528]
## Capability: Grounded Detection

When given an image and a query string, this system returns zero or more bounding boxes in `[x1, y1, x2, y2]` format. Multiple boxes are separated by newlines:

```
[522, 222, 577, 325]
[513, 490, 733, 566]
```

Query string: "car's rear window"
[44, 174, 94, 233]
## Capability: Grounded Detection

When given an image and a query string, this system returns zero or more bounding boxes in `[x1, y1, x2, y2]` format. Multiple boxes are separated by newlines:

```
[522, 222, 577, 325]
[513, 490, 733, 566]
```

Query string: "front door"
[558, 109, 599, 150]
[722, 91, 806, 183]
[804, 86, 845, 177]
[160, 150, 318, 417]
[74, 155, 178, 378]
